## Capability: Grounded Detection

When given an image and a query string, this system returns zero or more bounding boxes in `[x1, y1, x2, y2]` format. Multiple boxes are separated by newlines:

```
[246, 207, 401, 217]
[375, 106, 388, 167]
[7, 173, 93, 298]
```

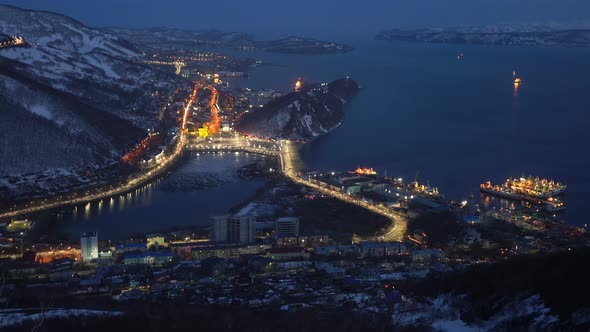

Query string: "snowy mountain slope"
[0, 5, 182, 127]
[0, 5, 138, 56]
[0, 5, 183, 197]
[235, 78, 360, 141]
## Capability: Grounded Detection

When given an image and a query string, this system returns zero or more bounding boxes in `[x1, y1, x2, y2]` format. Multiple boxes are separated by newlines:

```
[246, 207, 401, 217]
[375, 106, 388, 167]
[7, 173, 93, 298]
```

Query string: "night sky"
[4, 0, 590, 39]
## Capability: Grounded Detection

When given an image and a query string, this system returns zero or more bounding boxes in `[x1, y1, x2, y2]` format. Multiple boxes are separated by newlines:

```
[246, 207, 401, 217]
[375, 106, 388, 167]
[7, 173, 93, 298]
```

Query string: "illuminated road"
[0, 83, 200, 221]
[174, 61, 185, 75]
[142, 60, 186, 75]
[186, 136, 281, 156]
[280, 140, 407, 242]
[206, 86, 221, 135]
[188, 136, 406, 242]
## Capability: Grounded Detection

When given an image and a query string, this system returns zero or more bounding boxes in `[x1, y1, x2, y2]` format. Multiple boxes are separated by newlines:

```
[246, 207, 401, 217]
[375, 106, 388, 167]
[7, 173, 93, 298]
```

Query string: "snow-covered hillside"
[235, 78, 360, 141]
[0, 5, 184, 197]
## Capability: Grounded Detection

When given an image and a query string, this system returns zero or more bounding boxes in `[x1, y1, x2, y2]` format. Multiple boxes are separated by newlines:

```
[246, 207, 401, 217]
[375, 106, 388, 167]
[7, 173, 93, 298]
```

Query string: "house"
[412, 249, 445, 263]
[314, 262, 345, 278]
[265, 247, 310, 261]
[115, 243, 147, 254]
[45, 257, 74, 272]
[358, 242, 409, 258]
[124, 252, 173, 266]
[314, 245, 357, 257]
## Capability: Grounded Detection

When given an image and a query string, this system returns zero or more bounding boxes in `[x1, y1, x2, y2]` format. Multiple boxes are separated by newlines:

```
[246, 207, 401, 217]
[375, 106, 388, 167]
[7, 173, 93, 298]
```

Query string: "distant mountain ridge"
[377, 24, 590, 46]
[235, 77, 360, 141]
[108, 27, 354, 54]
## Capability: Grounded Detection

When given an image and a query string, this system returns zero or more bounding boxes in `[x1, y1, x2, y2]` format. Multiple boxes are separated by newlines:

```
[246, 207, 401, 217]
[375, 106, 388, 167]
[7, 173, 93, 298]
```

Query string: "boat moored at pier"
[480, 176, 567, 202]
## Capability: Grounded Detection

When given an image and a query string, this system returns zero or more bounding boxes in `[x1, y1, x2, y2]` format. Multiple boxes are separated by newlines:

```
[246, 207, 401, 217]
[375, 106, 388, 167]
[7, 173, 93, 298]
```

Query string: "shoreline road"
[280, 140, 407, 242]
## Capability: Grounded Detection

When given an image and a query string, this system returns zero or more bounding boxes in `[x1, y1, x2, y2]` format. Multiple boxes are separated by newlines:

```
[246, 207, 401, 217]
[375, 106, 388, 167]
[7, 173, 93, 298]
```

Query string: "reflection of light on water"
[84, 202, 91, 220]
[141, 180, 155, 206]
[97, 200, 103, 216]
[61, 153, 258, 223]
[127, 192, 134, 206]
[119, 195, 126, 211]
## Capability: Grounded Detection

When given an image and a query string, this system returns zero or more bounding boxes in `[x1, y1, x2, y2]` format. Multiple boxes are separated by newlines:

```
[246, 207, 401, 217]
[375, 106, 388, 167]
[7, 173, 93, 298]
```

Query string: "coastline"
[0, 150, 190, 222]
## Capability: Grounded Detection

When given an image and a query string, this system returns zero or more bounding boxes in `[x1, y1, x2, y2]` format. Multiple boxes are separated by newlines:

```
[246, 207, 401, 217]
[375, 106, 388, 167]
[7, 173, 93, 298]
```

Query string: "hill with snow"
[0, 5, 183, 199]
[235, 78, 360, 141]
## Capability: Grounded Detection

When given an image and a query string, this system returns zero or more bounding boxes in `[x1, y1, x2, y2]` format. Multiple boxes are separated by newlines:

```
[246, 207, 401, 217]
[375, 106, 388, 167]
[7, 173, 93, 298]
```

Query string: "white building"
[80, 232, 98, 262]
[275, 217, 300, 238]
[210, 215, 229, 242]
[210, 215, 256, 244]
[228, 216, 256, 244]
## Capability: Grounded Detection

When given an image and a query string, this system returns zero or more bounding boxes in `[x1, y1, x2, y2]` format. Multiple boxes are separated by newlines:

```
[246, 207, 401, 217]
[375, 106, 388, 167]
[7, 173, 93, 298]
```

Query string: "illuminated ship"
[408, 181, 441, 198]
[513, 70, 522, 88]
[294, 78, 303, 92]
[480, 176, 567, 201]
[353, 167, 377, 176]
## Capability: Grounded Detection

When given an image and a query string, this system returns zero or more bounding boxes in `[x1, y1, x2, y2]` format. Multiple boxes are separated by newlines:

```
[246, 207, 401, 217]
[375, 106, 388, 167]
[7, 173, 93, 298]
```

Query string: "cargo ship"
[480, 176, 567, 201]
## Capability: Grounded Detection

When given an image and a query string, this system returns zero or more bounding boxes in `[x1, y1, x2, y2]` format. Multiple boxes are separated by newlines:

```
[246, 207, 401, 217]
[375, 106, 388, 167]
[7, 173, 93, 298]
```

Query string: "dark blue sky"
[5, 0, 590, 39]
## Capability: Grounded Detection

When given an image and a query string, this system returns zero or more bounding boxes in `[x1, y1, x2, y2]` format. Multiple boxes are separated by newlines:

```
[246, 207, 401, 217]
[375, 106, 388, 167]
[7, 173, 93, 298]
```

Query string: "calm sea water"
[35, 153, 265, 241]
[230, 39, 590, 226]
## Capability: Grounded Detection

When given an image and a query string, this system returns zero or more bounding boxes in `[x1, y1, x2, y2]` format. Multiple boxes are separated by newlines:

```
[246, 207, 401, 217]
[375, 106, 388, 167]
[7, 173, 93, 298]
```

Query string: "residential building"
[80, 232, 98, 262]
[147, 234, 167, 248]
[210, 215, 256, 244]
[123, 252, 173, 266]
[358, 242, 409, 258]
[210, 215, 229, 242]
[265, 247, 310, 261]
[114, 243, 147, 254]
[412, 249, 445, 263]
[314, 245, 357, 257]
[275, 217, 300, 238]
[191, 243, 271, 260]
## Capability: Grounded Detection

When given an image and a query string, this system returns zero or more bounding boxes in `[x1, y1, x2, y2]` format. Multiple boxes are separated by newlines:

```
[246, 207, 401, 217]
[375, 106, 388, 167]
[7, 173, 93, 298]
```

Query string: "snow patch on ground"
[28, 104, 53, 120]
[270, 110, 291, 131]
[0, 308, 123, 327]
[433, 320, 483, 332]
[235, 201, 257, 216]
[392, 293, 560, 331]
[302, 114, 314, 134]
[84, 54, 121, 79]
